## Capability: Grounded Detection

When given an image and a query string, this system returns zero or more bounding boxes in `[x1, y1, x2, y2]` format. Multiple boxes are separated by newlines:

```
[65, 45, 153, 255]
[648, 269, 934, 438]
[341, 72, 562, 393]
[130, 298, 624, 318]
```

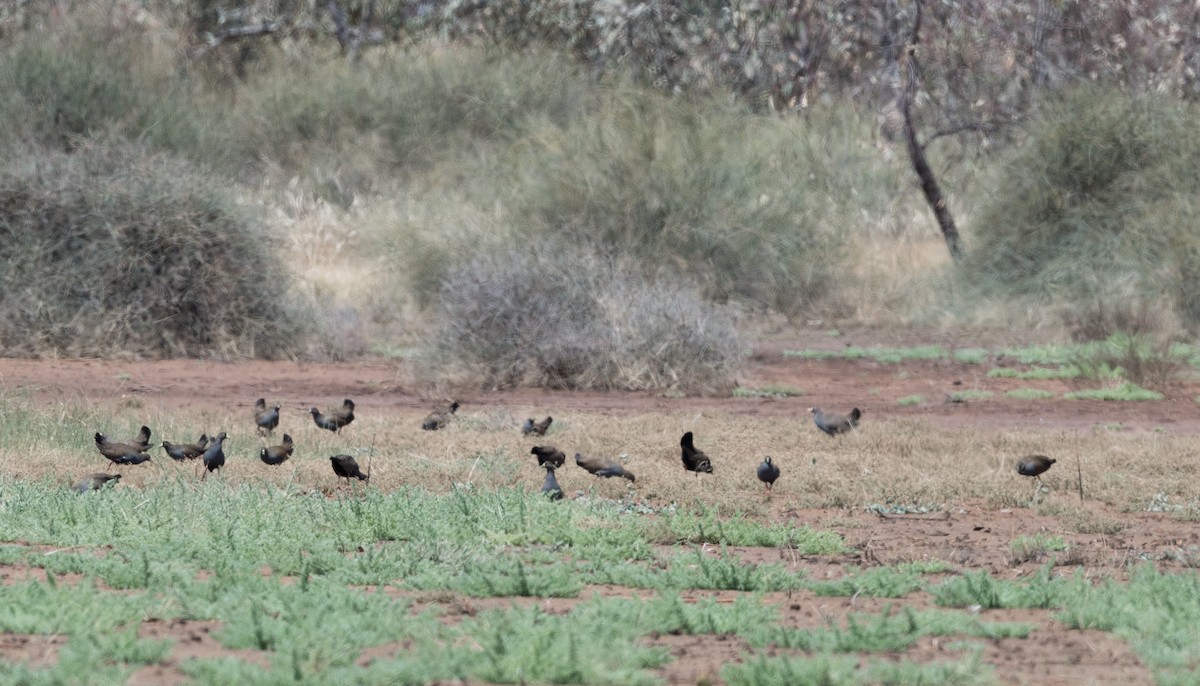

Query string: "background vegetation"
[2, 0, 1199, 387]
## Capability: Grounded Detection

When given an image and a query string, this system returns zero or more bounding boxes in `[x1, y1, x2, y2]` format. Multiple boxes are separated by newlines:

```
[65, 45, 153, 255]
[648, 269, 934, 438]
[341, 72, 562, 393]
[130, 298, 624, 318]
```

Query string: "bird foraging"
[421, 401, 459, 431]
[1017, 455, 1056, 482]
[522, 416, 553, 436]
[260, 433, 294, 466]
[757, 456, 780, 491]
[810, 407, 862, 436]
[530, 445, 566, 469]
[254, 398, 281, 435]
[330, 454, 369, 486]
[680, 432, 713, 475]
[574, 452, 636, 482]
[75, 473, 121, 493]
[540, 464, 564, 501]
[95, 433, 153, 467]
[162, 434, 208, 462]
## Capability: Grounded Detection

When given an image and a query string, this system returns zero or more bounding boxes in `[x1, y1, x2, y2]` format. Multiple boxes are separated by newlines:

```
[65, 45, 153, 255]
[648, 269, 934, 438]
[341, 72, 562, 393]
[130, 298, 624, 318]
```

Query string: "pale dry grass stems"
[9, 399, 1200, 517]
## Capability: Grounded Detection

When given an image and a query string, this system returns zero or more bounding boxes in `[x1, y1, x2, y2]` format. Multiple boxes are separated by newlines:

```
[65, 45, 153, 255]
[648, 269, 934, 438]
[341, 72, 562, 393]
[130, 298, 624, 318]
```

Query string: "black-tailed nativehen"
[680, 431, 714, 475]
[810, 407, 862, 436]
[161, 434, 208, 462]
[574, 452, 636, 482]
[260, 433, 294, 466]
[540, 464, 564, 501]
[254, 398, 281, 435]
[757, 456, 780, 491]
[421, 401, 459, 431]
[522, 416, 553, 436]
[531, 445, 566, 469]
[75, 473, 121, 493]
[330, 454, 369, 485]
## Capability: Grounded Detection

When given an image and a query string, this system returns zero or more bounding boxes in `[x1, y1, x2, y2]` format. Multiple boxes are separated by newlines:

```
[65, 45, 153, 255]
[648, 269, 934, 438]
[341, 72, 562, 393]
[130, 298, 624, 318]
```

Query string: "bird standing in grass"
[810, 407, 862, 436]
[574, 452, 636, 482]
[757, 456, 780, 491]
[311, 399, 355, 433]
[522, 416, 553, 436]
[75, 473, 121, 493]
[202, 432, 227, 475]
[421, 401, 459, 431]
[162, 434, 208, 462]
[95, 433, 152, 467]
[1017, 455, 1056, 483]
[330, 454, 369, 486]
[680, 431, 713, 475]
[254, 398, 280, 435]
[540, 464, 564, 501]
[260, 433, 294, 466]
[531, 445, 566, 469]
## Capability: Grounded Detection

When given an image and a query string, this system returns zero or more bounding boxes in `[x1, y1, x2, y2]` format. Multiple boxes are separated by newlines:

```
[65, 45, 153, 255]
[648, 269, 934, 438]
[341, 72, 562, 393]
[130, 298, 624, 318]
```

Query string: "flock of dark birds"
[76, 398, 1058, 497]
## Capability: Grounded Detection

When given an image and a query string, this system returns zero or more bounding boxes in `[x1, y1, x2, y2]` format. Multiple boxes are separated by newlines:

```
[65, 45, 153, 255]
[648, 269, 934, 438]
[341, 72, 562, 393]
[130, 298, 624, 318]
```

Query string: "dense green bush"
[0, 143, 304, 357]
[401, 89, 893, 318]
[423, 242, 743, 393]
[961, 87, 1200, 331]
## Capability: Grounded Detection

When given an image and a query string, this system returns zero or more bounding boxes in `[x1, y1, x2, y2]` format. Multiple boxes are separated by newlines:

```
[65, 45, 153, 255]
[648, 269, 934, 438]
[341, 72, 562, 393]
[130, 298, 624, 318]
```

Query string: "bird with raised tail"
[254, 398, 280, 435]
[202, 432, 227, 474]
[680, 432, 713, 475]
[522, 416, 553, 436]
[260, 433, 294, 466]
[810, 407, 862, 436]
[421, 401, 459, 431]
[531, 445, 566, 469]
[162, 434, 208, 462]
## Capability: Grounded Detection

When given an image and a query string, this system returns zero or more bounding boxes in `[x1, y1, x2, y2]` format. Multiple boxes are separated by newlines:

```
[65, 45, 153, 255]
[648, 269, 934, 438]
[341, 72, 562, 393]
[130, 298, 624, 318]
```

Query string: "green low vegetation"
[1005, 388, 1056, 400]
[1064, 383, 1164, 402]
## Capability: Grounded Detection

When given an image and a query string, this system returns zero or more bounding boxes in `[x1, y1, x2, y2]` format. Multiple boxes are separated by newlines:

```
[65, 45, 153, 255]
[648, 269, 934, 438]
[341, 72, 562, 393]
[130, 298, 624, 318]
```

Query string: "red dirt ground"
[2, 336, 1195, 684]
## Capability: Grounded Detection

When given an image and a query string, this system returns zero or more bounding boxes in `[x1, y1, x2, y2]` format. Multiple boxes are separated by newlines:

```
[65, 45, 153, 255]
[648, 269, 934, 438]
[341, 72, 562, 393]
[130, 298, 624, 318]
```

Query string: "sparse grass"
[897, 394, 925, 406]
[783, 346, 949, 363]
[1006, 388, 1056, 400]
[1008, 534, 1068, 565]
[733, 384, 805, 398]
[1064, 383, 1164, 401]
[946, 390, 993, 402]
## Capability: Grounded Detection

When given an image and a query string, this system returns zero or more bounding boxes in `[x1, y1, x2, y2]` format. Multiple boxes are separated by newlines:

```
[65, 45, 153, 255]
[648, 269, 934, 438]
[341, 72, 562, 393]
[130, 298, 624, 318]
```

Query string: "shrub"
[422, 243, 743, 393]
[961, 87, 1200, 331]
[0, 142, 304, 358]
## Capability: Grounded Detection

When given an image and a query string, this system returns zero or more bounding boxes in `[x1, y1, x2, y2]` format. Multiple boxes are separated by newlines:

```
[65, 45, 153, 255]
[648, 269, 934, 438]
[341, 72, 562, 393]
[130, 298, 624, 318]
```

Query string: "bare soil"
[1, 336, 1193, 684]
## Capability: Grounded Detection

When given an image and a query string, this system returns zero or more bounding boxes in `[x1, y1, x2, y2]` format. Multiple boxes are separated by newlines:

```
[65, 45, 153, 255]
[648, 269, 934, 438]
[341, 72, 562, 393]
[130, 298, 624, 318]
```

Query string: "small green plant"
[896, 394, 924, 406]
[946, 390, 993, 402]
[1008, 534, 1068, 565]
[733, 384, 804, 398]
[1006, 388, 1056, 400]
[954, 348, 989, 364]
[1064, 382, 1163, 401]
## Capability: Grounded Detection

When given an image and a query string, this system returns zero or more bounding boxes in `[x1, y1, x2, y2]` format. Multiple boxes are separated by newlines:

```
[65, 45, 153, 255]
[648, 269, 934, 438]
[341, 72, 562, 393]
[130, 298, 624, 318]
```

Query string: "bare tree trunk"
[899, 0, 963, 261]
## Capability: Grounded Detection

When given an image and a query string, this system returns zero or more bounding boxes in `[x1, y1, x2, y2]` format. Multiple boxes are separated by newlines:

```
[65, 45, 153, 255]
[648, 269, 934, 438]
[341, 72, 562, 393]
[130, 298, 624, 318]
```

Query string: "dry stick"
[365, 433, 376, 485]
[1075, 429, 1084, 502]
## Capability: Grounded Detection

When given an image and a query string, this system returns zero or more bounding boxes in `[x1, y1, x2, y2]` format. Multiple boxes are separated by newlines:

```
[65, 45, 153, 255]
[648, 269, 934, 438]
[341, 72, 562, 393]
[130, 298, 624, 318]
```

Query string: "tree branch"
[899, 0, 963, 261]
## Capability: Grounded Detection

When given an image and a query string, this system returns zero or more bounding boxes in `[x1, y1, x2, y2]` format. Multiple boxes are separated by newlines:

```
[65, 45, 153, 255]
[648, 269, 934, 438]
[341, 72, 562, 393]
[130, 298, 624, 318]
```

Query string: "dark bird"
[127, 425, 152, 451]
[574, 452, 636, 482]
[757, 456, 780, 490]
[522, 416, 553, 436]
[531, 445, 566, 469]
[260, 433, 294, 466]
[1017, 455, 1056, 482]
[161, 434, 208, 462]
[421, 401, 460, 431]
[680, 431, 713, 475]
[310, 398, 354, 433]
[810, 407, 862, 436]
[95, 433, 152, 466]
[540, 464, 564, 501]
[330, 454, 369, 485]
[254, 398, 281, 435]
[75, 473, 121, 493]
[202, 432, 227, 474]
